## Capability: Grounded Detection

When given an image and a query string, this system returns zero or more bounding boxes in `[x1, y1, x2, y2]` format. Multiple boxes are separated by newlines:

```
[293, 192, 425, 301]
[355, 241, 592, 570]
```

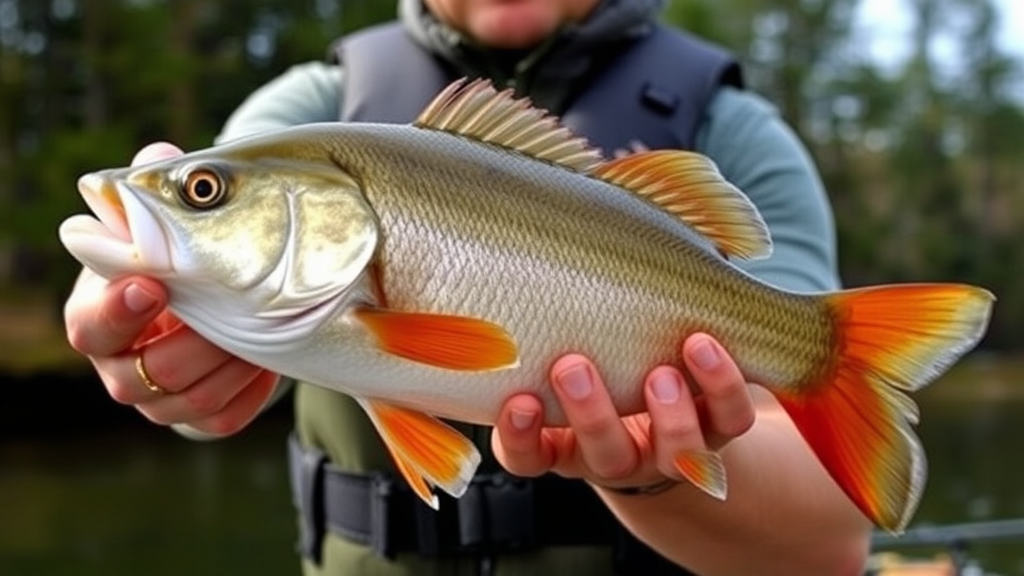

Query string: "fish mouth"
[58, 172, 172, 278]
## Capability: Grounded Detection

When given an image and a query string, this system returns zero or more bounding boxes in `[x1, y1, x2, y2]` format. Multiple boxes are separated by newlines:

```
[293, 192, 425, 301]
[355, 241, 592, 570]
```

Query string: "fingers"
[100, 321, 278, 437]
[493, 355, 645, 483]
[549, 354, 640, 481]
[106, 325, 235, 404]
[101, 321, 278, 433]
[65, 261, 275, 438]
[494, 335, 754, 491]
[153, 366, 280, 437]
[644, 366, 706, 479]
[135, 357, 259, 423]
[65, 275, 169, 357]
[491, 393, 554, 477]
[682, 334, 756, 449]
[132, 141, 184, 166]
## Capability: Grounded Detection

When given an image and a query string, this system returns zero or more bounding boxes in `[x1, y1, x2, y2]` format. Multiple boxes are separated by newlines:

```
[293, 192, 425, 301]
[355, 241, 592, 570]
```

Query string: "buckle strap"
[322, 468, 541, 559]
[458, 474, 535, 551]
[287, 432, 698, 575]
[287, 434, 327, 564]
[323, 467, 414, 559]
[287, 433, 617, 562]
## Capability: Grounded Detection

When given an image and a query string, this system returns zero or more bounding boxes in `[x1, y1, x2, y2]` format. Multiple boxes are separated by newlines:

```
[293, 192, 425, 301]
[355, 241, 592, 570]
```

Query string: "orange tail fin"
[776, 283, 994, 533]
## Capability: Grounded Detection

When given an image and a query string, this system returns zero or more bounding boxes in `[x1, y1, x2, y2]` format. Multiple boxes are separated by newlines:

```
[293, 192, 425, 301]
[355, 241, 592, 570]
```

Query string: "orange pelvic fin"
[777, 283, 994, 533]
[592, 150, 772, 260]
[357, 398, 481, 508]
[674, 450, 727, 500]
[354, 308, 519, 371]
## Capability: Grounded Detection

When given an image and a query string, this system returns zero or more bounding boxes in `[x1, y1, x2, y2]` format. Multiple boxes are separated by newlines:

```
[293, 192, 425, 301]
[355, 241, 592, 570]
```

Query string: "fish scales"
[312, 123, 836, 421]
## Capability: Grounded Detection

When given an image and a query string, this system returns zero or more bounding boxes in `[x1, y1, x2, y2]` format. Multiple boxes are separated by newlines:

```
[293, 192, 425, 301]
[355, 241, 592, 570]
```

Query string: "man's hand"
[63, 143, 280, 437]
[491, 333, 755, 490]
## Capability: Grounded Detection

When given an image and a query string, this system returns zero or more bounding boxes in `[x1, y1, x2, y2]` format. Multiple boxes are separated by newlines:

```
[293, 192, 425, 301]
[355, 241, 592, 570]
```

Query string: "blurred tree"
[947, 0, 1024, 346]
[668, 0, 860, 138]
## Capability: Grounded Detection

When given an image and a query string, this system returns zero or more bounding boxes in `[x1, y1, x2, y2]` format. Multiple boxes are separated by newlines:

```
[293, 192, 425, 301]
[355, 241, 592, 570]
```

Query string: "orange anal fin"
[592, 150, 772, 260]
[357, 398, 480, 505]
[780, 283, 994, 533]
[674, 450, 727, 501]
[382, 437, 439, 509]
[354, 308, 519, 371]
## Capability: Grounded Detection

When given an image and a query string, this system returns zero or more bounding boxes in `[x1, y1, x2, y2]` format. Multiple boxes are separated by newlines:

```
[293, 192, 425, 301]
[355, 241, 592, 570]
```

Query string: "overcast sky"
[855, 0, 1024, 64]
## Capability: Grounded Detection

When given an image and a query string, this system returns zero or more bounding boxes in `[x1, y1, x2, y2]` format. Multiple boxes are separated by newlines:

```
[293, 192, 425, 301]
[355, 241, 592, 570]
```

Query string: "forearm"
[216, 61, 342, 143]
[596, 388, 870, 576]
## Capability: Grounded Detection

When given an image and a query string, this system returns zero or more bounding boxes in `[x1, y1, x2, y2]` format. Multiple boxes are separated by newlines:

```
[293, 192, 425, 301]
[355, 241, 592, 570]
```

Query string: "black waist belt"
[287, 433, 695, 575]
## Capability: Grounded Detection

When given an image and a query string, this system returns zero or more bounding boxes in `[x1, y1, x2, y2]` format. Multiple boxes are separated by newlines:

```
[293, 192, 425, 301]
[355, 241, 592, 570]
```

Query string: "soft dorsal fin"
[593, 150, 772, 260]
[414, 78, 604, 173]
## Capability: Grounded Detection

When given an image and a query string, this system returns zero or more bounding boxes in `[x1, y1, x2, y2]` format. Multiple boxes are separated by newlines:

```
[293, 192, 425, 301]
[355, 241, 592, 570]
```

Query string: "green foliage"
[2, 0, 1024, 349]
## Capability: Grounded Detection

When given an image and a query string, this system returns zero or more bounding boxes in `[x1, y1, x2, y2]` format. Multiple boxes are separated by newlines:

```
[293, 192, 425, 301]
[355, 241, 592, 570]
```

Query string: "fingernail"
[651, 371, 681, 404]
[689, 337, 721, 372]
[124, 283, 158, 313]
[510, 408, 537, 431]
[556, 364, 593, 400]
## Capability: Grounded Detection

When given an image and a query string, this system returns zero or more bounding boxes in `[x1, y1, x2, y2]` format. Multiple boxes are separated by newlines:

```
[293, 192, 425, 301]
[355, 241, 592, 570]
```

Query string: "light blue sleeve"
[693, 86, 841, 293]
[216, 61, 344, 143]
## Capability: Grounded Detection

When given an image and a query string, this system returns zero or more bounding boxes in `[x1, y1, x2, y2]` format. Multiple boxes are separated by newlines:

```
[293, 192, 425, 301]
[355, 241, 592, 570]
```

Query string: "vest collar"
[398, 0, 665, 112]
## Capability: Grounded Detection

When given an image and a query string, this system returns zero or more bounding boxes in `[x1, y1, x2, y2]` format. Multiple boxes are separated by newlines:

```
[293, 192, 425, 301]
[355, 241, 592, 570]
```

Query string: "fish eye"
[181, 168, 226, 209]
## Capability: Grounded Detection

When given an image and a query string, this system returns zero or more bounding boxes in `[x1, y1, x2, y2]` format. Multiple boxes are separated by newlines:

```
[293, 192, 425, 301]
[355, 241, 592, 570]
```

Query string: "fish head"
[59, 139, 380, 352]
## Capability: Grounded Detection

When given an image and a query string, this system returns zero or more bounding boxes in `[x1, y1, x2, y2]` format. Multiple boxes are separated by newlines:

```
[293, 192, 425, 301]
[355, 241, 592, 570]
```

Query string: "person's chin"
[469, 9, 558, 49]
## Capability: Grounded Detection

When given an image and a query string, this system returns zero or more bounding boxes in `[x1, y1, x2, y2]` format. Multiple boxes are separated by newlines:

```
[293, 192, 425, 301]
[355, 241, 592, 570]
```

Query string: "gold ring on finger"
[135, 353, 169, 395]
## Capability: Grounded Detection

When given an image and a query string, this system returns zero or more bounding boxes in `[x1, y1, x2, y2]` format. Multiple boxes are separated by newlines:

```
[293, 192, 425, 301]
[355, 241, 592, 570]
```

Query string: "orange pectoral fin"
[357, 398, 481, 507]
[354, 308, 519, 371]
[674, 450, 727, 501]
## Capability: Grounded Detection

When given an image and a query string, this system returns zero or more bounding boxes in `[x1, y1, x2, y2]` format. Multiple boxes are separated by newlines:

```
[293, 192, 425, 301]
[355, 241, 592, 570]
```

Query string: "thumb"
[65, 273, 170, 357]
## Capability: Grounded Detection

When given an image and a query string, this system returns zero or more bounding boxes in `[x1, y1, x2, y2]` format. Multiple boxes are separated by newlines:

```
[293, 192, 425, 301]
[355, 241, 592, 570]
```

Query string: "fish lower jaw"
[58, 215, 163, 279]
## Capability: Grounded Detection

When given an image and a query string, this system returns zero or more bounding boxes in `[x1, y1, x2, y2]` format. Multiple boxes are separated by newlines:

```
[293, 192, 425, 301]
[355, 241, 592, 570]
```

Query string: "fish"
[59, 78, 994, 533]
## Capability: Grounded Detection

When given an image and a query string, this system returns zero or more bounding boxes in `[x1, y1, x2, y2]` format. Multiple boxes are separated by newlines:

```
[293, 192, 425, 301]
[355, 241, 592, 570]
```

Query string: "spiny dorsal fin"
[593, 150, 772, 260]
[414, 78, 603, 173]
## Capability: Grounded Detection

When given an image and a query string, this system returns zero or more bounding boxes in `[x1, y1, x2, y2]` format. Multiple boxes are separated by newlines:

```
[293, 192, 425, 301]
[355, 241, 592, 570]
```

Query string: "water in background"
[2, 356, 1023, 576]
[0, 409, 297, 576]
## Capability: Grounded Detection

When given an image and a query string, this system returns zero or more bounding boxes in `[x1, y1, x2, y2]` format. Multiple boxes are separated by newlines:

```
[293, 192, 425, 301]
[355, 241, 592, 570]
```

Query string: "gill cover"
[251, 163, 380, 317]
[150, 156, 380, 318]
